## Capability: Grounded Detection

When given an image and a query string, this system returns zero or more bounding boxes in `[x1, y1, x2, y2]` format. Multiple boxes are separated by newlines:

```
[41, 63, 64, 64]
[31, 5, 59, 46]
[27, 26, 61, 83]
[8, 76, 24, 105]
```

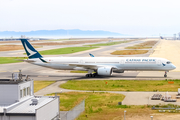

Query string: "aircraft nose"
[172, 64, 176, 69]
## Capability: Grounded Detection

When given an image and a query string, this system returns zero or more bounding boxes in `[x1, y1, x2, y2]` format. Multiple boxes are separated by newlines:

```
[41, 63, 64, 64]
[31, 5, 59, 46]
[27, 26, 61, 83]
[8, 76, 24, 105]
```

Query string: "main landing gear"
[164, 71, 168, 77]
[85, 73, 97, 77]
[85, 70, 98, 78]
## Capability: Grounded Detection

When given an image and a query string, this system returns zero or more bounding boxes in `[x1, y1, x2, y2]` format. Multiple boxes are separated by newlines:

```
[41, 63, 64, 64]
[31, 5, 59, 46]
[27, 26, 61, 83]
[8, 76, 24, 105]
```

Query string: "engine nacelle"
[97, 67, 113, 76]
[113, 70, 124, 73]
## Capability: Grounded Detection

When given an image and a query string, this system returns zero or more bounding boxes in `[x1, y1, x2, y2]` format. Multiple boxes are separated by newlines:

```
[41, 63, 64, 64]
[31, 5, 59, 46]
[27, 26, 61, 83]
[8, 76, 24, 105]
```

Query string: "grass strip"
[70, 70, 88, 73]
[0, 57, 27, 64]
[111, 50, 148, 55]
[48, 92, 180, 119]
[0, 45, 42, 51]
[39, 47, 98, 55]
[60, 80, 180, 92]
[125, 41, 157, 49]
[125, 46, 152, 49]
[46, 39, 70, 41]
[48, 92, 127, 120]
[34, 81, 55, 92]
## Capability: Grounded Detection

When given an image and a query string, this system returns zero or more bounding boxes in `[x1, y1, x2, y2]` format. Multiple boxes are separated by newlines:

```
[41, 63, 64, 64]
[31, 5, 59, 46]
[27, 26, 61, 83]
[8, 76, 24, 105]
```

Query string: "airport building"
[174, 34, 176, 40]
[0, 73, 59, 120]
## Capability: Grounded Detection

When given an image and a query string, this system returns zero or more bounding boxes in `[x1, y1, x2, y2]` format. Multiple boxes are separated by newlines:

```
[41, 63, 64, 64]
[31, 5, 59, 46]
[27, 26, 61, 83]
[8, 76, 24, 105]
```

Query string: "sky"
[0, 0, 180, 36]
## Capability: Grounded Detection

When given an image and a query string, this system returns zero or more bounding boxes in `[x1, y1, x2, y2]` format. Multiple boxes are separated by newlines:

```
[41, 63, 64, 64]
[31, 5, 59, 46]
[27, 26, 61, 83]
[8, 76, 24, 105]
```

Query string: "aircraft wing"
[68, 63, 118, 70]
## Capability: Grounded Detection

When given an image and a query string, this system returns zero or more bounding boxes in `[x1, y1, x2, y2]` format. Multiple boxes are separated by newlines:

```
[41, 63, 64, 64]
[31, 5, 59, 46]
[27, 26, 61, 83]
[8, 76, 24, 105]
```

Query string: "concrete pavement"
[150, 40, 180, 71]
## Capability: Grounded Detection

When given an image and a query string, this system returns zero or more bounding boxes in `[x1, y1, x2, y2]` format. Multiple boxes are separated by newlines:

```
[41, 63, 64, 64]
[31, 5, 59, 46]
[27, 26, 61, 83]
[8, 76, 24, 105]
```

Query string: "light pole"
[124, 110, 126, 120]
[150, 116, 153, 120]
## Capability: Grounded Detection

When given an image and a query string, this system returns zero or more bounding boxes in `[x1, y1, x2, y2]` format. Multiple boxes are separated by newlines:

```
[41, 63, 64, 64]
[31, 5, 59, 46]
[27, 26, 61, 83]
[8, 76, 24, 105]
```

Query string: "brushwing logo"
[162, 63, 166, 66]
[24, 42, 37, 57]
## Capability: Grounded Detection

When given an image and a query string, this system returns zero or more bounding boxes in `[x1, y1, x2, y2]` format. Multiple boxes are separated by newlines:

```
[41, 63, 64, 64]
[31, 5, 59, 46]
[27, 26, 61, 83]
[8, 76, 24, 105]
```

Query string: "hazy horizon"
[1, 0, 180, 36]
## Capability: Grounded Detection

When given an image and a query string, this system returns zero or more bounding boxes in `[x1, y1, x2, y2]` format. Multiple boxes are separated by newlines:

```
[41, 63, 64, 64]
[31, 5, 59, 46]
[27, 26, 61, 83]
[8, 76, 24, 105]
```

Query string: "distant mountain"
[0, 29, 127, 38]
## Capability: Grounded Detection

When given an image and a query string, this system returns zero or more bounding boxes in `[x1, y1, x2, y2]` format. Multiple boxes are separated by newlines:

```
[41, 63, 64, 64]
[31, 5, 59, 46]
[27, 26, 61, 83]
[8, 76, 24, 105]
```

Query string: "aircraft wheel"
[86, 73, 97, 77]
[93, 73, 97, 77]
[86, 74, 89, 77]
[89, 74, 93, 77]
[164, 71, 167, 77]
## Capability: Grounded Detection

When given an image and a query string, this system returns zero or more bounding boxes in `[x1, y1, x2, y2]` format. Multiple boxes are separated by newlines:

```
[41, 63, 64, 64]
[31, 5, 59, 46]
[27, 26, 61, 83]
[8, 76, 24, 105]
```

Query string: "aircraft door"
[120, 60, 124, 65]
[157, 60, 161, 66]
[80, 59, 84, 64]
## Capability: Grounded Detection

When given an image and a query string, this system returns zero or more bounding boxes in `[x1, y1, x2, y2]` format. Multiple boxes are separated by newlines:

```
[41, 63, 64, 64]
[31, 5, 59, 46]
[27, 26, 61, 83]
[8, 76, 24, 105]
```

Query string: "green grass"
[70, 70, 88, 73]
[84, 41, 130, 47]
[48, 92, 173, 120]
[60, 80, 180, 91]
[48, 92, 127, 120]
[0, 57, 28, 64]
[34, 81, 55, 92]
[38, 47, 98, 55]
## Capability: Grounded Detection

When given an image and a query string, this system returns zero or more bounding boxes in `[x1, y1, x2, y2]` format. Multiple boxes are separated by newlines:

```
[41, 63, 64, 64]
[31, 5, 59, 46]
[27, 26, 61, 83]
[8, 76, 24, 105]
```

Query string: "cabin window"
[27, 87, 30, 95]
[23, 88, 26, 96]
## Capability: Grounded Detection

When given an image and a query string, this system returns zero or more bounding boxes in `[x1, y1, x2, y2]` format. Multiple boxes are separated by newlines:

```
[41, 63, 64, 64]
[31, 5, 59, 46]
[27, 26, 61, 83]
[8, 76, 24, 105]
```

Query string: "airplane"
[20, 39, 176, 78]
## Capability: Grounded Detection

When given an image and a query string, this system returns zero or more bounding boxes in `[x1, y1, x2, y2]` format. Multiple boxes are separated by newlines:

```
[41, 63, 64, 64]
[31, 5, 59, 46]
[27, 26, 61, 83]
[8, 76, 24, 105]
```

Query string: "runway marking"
[13, 70, 19, 72]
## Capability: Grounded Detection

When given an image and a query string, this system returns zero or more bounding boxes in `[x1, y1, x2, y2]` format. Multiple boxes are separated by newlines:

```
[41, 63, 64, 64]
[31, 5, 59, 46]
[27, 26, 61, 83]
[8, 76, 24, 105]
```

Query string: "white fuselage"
[28, 57, 176, 72]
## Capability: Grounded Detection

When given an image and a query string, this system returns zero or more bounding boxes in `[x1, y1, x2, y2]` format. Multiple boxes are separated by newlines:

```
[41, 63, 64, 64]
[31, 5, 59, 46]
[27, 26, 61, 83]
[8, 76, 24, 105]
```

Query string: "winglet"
[89, 53, 94, 57]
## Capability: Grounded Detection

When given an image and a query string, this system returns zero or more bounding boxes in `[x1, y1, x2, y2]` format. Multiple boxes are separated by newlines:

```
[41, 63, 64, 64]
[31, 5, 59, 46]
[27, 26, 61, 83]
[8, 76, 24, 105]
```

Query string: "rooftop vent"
[30, 99, 38, 106]
[12, 73, 19, 81]
[12, 70, 22, 81]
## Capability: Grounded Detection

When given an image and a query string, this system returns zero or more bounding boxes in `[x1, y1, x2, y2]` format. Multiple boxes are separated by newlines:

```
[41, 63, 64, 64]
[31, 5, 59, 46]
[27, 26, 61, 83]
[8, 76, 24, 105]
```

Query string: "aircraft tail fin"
[20, 39, 43, 59]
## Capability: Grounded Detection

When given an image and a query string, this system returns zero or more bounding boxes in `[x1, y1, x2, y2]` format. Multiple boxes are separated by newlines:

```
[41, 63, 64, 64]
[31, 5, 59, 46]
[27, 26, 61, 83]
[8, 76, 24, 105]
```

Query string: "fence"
[61, 99, 85, 120]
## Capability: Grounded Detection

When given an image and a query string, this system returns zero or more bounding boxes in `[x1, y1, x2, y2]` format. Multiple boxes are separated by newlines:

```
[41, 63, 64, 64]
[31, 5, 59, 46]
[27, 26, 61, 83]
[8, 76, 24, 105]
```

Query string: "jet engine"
[113, 70, 124, 73]
[97, 67, 113, 76]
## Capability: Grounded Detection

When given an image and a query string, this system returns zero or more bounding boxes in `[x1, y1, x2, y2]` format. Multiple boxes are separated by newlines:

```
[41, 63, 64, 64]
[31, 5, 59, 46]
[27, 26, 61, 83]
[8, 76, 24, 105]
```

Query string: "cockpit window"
[167, 61, 171, 64]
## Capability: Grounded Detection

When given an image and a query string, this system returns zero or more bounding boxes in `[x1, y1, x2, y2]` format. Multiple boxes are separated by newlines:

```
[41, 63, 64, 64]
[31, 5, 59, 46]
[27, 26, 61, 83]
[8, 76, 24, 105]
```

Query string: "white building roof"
[0, 96, 56, 114]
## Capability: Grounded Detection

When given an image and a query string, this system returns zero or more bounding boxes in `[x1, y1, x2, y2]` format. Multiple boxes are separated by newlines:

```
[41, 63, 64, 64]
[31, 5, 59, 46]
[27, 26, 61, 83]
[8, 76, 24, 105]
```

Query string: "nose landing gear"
[164, 71, 168, 77]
